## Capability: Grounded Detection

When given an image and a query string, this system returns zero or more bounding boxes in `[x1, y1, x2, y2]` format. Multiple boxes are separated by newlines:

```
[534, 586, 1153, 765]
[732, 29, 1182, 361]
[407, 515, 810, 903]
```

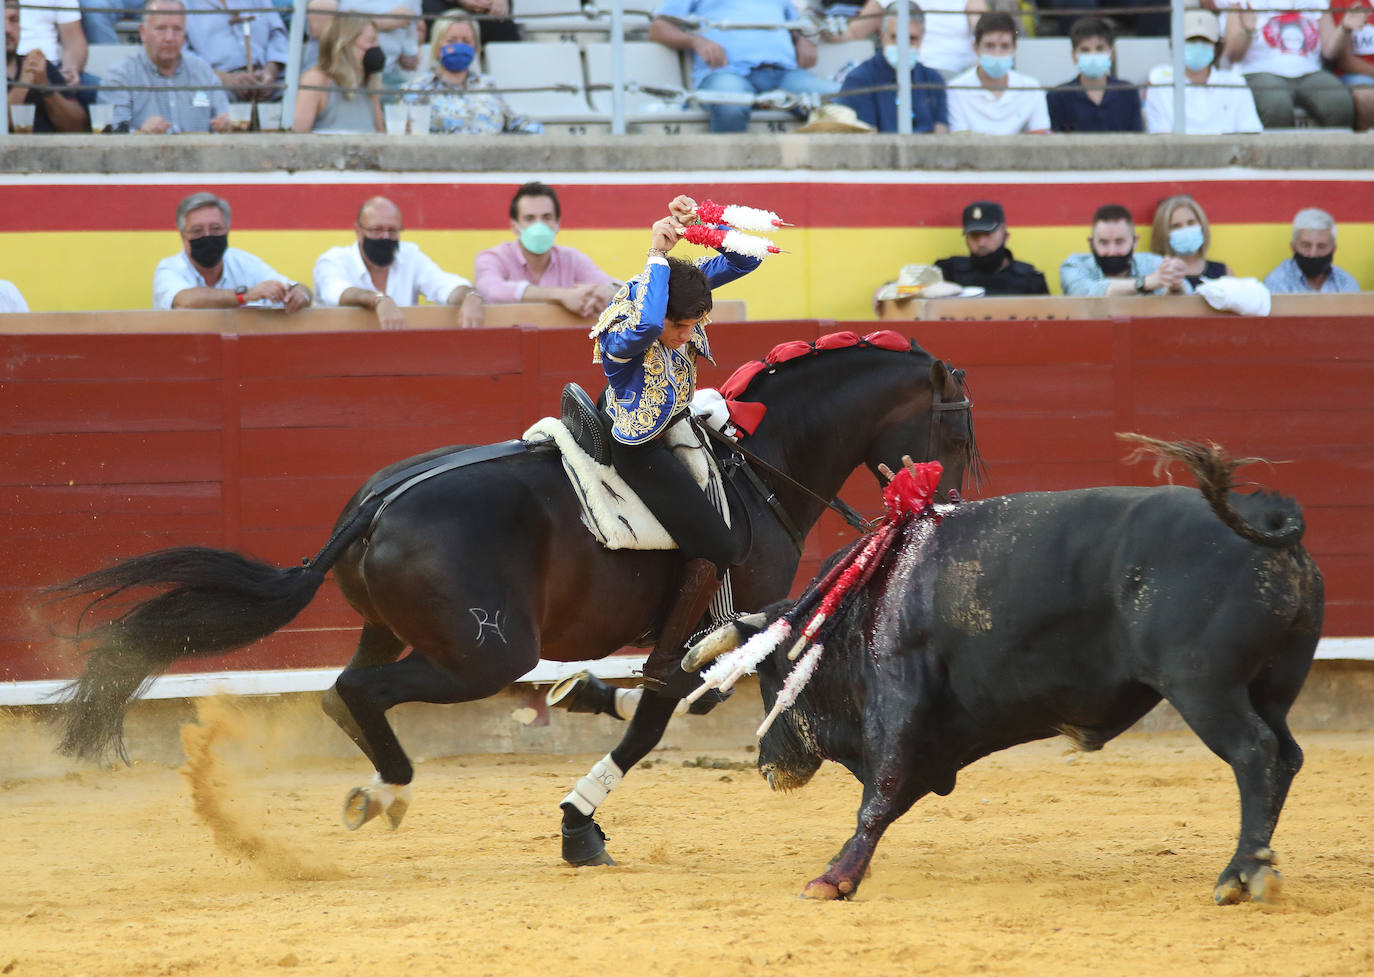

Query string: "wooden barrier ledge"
[878, 292, 1372, 321]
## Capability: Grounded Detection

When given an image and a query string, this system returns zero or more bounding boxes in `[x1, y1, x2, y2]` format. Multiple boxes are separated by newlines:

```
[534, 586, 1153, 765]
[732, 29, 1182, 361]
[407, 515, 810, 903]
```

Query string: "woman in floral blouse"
[402, 11, 543, 134]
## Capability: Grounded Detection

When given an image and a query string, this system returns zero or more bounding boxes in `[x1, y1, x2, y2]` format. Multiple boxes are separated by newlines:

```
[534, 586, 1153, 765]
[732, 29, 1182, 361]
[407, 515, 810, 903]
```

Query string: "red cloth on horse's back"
[725, 399, 767, 435]
[718, 329, 912, 404]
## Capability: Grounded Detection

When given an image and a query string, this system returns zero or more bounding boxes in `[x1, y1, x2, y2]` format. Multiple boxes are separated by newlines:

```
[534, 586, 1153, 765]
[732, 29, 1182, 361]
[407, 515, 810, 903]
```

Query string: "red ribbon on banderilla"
[682, 199, 792, 260]
[684, 459, 946, 737]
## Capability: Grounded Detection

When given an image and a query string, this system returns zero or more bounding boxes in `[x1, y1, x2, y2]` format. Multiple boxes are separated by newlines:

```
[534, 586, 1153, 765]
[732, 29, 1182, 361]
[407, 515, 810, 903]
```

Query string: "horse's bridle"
[700, 365, 975, 552]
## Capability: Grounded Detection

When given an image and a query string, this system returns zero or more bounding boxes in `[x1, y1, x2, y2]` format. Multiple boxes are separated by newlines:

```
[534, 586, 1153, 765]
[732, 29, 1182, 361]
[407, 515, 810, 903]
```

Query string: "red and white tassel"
[685, 618, 792, 705]
[756, 642, 824, 738]
[695, 199, 793, 231]
[683, 224, 783, 259]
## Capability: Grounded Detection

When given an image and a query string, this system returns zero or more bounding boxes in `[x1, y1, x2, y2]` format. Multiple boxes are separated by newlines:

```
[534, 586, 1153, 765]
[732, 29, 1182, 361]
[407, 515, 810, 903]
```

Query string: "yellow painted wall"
[5, 223, 1372, 317]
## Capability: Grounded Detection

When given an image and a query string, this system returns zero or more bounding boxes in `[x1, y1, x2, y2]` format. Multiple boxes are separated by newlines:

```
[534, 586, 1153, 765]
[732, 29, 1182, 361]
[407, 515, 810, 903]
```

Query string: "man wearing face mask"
[314, 196, 485, 330]
[836, 2, 949, 132]
[473, 182, 618, 318]
[153, 192, 311, 311]
[1059, 203, 1190, 298]
[934, 201, 1048, 295]
[1144, 10, 1262, 135]
[947, 12, 1049, 134]
[1263, 208, 1361, 294]
[1046, 17, 1141, 133]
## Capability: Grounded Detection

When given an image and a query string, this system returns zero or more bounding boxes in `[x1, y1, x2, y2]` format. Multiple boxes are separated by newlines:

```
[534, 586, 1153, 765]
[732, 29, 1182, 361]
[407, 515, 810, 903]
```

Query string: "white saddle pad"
[523, 415, 730, 551]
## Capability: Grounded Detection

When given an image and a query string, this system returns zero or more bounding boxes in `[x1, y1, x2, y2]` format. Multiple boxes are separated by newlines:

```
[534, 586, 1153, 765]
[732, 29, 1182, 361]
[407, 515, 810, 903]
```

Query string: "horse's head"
[864, 358, 985, 503]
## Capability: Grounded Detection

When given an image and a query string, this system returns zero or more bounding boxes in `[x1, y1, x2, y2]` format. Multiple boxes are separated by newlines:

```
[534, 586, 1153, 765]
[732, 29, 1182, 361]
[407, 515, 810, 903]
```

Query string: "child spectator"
[1047, 16, 1141, 132]
[947, 11, 1049, 134]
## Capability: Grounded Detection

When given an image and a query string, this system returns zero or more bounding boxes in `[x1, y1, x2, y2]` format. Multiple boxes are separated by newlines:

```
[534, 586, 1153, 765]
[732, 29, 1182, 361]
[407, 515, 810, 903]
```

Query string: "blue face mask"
[439, 42, 475, 73]
[883, 43, 921, 69]
[519, 221, 556, 255]
[1076, 52, 1112, 79]
[1168, 224, 1205, 256]
[1183, 40, 1216, 72]
[979, 53, 1014, 79]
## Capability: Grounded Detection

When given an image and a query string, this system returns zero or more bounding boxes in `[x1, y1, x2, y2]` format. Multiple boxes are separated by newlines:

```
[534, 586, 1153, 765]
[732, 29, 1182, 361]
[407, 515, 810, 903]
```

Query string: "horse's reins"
[701, 370, 974, 552]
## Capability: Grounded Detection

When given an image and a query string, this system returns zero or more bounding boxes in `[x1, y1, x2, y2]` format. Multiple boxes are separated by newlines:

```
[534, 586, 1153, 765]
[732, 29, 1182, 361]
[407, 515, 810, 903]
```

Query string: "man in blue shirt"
[1060, 202, 1190, 297]
[1046, 17, 1142, 133]
[1263, 207, 1361, 294]
[837, 1, 948, 133]
[649, 0, 837, 132]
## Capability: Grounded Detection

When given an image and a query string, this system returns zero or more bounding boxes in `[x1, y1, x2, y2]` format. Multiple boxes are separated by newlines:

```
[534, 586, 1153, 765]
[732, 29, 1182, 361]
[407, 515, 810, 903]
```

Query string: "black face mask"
[1293, 251, 1333, 279]
[188, 233, 229, 268]
[362, 45, 385, 76]
[1092, 250, 1133, 277]
[360, 236, 399, 267]
[968, 246, 1008, 274]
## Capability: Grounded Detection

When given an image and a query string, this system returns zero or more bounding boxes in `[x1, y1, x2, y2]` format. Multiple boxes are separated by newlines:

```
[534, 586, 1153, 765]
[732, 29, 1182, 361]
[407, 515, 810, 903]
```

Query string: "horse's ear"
[930, 359, 952, 394]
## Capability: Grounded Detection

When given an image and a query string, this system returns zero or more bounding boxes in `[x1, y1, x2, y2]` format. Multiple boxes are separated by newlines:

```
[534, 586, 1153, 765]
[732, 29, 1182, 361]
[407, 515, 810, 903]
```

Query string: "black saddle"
[561, 382, 613, 466]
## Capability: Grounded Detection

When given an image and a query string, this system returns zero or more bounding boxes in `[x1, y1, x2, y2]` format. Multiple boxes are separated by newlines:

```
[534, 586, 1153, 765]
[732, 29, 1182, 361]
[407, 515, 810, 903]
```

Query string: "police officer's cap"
[962, 202, 1005, 233]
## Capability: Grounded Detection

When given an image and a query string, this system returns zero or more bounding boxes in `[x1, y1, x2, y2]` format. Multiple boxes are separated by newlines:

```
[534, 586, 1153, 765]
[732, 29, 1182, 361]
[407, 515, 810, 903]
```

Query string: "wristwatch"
[374, 291, 389, 306]
[234, 285, 248, 306]
[1134, 275, 1150, 294]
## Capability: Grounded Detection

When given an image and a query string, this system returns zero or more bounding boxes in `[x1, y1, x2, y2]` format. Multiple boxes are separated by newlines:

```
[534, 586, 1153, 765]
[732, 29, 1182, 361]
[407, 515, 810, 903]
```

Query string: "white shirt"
[313, 240, 472, 307]
[18, 0, 80, 61]
[1144, 65, 1263, 134]
[947, 67, 1051, 134]
[153, 247, 294, 310]
[1231, 0, 1327, 78]
[881, 0, 973, 74]
[0, 280, 30, 313]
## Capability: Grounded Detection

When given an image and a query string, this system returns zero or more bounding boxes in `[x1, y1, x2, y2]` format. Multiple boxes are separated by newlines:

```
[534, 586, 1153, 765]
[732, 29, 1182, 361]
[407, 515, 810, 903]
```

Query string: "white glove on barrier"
[1197, 276, 1272, 317]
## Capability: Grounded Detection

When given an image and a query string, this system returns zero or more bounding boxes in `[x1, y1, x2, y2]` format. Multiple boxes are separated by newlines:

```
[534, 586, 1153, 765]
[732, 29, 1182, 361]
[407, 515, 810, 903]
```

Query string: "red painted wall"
[4, 316, 1371, 683]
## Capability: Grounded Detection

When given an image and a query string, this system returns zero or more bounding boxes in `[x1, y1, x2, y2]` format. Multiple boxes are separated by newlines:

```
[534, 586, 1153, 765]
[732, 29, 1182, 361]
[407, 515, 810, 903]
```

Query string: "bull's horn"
[682, 613, 767, 672]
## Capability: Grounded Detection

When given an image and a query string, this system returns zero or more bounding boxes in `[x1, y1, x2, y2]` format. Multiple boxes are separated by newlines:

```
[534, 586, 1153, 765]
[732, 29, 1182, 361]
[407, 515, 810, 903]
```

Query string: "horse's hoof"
[562, 818, 615, 867]
[343, 786, 381, 831]
[1250, 865, 1283, 903]
[1213, 877, 1248, 906]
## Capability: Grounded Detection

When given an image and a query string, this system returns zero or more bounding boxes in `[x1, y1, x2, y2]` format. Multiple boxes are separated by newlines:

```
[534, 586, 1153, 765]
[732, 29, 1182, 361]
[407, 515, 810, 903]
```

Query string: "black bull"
[700, 438, 1323, 904]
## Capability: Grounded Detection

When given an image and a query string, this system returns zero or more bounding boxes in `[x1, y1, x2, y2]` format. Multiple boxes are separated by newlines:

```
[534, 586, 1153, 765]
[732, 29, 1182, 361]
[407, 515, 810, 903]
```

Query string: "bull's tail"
[1117, 433, 1305, 549]
[46, 499, 379, 762]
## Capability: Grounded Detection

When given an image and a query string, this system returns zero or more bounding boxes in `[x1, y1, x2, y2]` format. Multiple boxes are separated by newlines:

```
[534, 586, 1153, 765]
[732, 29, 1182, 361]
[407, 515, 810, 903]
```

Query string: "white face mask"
[883, 43, 922, 69]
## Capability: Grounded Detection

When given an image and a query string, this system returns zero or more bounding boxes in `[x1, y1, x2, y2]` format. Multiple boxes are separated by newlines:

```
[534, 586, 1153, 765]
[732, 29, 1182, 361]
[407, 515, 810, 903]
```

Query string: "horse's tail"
[47, 498, 380, 762]
[1117, 433, 1305, 549]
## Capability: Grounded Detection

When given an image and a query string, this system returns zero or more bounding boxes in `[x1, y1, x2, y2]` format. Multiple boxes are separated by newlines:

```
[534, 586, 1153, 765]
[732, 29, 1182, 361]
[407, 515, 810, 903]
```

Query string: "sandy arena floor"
[2, 698, 1373, 977]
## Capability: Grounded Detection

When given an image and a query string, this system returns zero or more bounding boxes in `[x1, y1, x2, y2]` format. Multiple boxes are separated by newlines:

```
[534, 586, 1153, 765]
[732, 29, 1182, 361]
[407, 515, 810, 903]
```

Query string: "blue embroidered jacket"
[592, 250, 760, 445]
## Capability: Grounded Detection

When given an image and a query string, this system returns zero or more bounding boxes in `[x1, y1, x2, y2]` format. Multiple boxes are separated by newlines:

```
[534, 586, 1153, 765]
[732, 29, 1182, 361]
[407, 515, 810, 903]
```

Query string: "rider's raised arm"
[595, 255, 670, 363]
[695, 250, 762, 290]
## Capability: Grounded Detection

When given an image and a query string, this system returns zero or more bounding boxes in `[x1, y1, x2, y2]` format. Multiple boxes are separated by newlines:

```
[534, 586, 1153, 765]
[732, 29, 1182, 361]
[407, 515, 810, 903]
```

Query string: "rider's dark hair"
[665, 257, 713, 322]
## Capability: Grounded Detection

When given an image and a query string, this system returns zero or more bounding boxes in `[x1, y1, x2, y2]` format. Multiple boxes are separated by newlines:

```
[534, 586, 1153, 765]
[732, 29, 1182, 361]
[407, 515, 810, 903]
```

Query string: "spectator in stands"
[401, 9, 542, 133]
[16, 0, 85, 85]
[473, 182, 618, 316]
[314, 196, 485, 328]
[1060, 202, 1190, 297]
[98, 0, 232, 134]
[153, 191, 313, 311]
[422, 0, 518, 46]
[1335, 3, 1373, 131]
[839, 0, 983, 80]
[1223, 0, 1355, 129]
[303, 0, 339, 70]
[0, 278, 28, 312]
[1149, 195, 1229, 288]
[836, 1, 949, 132]
[340, 0, 420, 89]
[1143, 9, 1261, 135]
[1046, 16, 1141, 132]
[935, 200, 1049, 295]
[648, 0, 838, 133]
[6, 0, 89, 132]
[947, 11, 1049, 134]
[1264, 207, 1361, 294]
[83, 0, 147, 46]
[293, 14, 384, 132]
[181, 0, 288, 102]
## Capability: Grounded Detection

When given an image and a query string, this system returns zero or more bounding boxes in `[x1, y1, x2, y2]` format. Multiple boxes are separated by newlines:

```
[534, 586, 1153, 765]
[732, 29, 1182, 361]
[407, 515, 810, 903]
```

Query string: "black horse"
[49, 334, 981, 861]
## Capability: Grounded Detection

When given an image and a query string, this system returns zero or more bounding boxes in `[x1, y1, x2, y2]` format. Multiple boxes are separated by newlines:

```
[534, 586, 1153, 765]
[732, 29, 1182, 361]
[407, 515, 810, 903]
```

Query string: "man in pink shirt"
[473, 181, 619, 318]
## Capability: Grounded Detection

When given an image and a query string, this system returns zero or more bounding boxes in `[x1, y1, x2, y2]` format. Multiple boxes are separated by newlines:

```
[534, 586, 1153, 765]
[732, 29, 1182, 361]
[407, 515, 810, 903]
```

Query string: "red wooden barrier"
[3, 316, 1371, 683]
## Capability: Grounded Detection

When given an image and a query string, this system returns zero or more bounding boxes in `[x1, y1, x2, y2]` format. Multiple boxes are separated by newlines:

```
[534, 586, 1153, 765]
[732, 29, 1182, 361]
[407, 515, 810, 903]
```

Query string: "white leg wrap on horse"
[371, 773, 413, 809]
[613, 687, 641, 720]
[561, 753, 623, 816]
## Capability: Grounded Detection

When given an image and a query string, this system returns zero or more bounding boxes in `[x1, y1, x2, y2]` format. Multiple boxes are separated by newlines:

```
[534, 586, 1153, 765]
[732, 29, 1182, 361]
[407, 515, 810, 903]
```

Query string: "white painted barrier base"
[3, 640, 1370, 708]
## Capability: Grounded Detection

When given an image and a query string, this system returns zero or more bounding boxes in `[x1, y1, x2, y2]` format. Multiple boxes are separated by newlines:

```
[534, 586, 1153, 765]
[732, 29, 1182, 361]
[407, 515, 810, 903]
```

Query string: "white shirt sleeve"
[411, 247, 471, 305]
[1026, 90, 1051, 133]
[0, 280, 29, 313]
[313, 246, 354, 306]
[152, 255, 198, 310]
[947, 89, 969, 132]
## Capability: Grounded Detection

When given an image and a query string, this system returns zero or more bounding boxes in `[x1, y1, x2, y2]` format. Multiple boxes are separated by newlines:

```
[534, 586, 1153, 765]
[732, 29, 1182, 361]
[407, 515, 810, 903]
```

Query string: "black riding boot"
[641, 557, 720, 693]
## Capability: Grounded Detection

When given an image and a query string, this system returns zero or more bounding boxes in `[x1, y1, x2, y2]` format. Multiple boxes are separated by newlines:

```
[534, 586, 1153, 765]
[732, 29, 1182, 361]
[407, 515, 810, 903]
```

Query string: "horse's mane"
[718, 330, 929, 402]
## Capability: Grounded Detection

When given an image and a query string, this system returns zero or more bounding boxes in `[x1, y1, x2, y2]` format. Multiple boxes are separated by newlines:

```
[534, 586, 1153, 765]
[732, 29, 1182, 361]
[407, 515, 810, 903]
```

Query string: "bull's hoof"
[800, 876, 854, 901]
[342, 779, 412, 831]
[562, 817, 615, 867]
